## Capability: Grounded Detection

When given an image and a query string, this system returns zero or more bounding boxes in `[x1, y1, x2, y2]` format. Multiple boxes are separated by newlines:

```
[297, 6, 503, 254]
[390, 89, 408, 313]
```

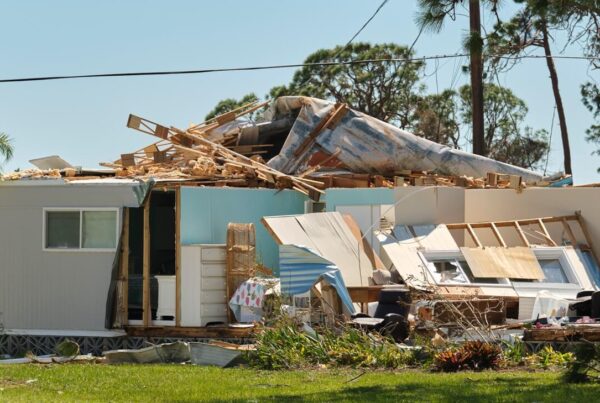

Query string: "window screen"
[82, 211, 117, 249]
[46, 211, 80, 249]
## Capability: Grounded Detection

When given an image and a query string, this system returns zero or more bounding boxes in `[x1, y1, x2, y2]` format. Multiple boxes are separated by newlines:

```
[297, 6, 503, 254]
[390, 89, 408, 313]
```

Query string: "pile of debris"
[3, 97, 570, 197]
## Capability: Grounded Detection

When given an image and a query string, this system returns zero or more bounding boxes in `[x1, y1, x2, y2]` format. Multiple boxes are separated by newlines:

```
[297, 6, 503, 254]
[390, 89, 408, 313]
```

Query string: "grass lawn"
[0, 364, 598, 402]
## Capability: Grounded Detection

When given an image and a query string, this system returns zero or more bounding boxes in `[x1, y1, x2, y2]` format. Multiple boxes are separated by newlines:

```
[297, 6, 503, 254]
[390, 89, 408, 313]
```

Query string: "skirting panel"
[0, 334, 249, 357]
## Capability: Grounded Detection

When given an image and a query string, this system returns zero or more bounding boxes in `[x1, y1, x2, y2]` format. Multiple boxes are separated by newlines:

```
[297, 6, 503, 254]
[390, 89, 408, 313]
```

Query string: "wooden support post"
[561, 217, 578, 247]
[490, 223, 506, 247]
[466, 224, 482, 247]
[175, 188, 182, 327]
[142, 194, 152, 328]
[537, 218, 557, 246]
[121, 208, 130, 326]
[514, 221, 530, 247]
[575, 211, 600, 270]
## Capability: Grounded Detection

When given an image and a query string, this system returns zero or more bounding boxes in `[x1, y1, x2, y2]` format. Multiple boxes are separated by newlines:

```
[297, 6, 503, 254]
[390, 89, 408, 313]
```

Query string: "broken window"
[44, 208, 118, 250]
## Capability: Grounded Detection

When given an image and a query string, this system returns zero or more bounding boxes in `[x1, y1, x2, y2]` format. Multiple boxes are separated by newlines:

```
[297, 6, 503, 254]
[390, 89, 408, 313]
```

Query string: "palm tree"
[417, 0, 500, 156]
[0, 132, 14, 163]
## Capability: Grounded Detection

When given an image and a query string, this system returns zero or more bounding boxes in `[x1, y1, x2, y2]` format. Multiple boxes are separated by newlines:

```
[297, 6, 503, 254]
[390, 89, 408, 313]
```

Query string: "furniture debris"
[228, 277, 280, 323]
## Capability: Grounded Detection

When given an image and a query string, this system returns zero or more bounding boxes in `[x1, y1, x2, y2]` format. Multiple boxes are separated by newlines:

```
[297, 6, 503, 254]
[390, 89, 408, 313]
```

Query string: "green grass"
[0, 364, 598, 402]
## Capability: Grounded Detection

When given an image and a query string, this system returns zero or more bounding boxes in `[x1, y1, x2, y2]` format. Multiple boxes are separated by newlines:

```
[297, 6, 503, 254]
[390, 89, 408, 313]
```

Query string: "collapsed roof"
[4, 96, 557, 191]
[259, 97, 544, 183]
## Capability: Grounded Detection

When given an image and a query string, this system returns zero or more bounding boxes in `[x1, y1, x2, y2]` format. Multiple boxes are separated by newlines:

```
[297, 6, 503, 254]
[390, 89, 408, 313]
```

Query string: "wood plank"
[175, 188, 182, 327]
[466, 223, 482, 247]
[537, 218, 557, 246]
[562, 217, 578, 247]
[446, 215, 578, 230]
[575, 211, 600, 271]
[121, 208, 130, 327]
[125, 325, 257, 339]
[293, 103, 348, 157]
[514, 221, 530, 247]
[490, 222, 506, 247]
[142, 194, 151, 327]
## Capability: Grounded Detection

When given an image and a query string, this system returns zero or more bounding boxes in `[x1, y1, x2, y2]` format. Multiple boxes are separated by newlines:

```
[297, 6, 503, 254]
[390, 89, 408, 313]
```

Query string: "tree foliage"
[459, 83, 548, 169]
[0, 132, 14, 163]
[270, 43, 425, 128]
[581, 82, 600, 172]
[204, 93, 259, 121]
[206, 42, 549, 170]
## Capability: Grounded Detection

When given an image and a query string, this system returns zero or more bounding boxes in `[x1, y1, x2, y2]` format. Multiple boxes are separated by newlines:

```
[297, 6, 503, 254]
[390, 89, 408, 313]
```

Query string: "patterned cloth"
[229, 277, 280, 322]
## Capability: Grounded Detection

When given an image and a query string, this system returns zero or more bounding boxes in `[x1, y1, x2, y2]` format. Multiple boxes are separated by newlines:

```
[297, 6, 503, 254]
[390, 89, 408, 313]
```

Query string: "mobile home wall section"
[0, 181, 143, 332]
[179, 187, 307, 271]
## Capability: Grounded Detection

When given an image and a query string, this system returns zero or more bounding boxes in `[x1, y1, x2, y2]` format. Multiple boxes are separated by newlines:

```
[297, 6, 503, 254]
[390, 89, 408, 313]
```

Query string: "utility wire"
[295, 0, 389, 92]
[0, 54, 598, 84]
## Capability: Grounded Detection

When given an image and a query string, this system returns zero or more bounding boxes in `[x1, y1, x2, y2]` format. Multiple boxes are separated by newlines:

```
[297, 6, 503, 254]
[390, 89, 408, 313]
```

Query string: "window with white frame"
[44, 208, 118, 250]
[420, 248, 582, 287]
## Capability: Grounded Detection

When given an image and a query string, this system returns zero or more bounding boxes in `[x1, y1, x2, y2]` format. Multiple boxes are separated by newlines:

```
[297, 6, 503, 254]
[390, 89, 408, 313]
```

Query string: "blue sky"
[1, 0, 599, 183]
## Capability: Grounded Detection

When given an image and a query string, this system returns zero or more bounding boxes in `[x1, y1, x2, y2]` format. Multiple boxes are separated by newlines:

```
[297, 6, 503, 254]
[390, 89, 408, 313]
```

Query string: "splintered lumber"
[293, 103, 348, 157]
[127, 113, 324, 198]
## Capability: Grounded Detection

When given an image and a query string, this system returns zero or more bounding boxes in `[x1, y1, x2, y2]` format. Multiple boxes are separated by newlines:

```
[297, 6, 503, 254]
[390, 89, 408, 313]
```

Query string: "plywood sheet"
[262, 216, 318, 250]
[342, 214, 385, 270]
[264, 212, 372, 287]
[461, 247, 508, 278]
[296, 212, 372, 287]
[378, 232, 430, 284]
[499, 247, 544, 280]
[461, 247, 545, 280]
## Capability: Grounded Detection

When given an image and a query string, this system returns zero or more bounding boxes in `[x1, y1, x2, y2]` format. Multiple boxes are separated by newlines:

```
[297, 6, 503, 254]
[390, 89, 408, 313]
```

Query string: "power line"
[0, 53, 597, 84]
[338, 0, 389, 53]
[296, 0, 389, 92]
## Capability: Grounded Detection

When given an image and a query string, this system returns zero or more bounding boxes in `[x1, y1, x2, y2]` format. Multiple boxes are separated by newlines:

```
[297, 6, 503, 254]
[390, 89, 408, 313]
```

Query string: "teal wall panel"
[180, 187, 307, 270]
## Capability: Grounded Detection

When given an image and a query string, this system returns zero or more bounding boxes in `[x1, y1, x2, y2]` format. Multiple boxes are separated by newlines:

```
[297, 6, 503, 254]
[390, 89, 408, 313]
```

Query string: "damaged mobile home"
[1, 96, 599, 356]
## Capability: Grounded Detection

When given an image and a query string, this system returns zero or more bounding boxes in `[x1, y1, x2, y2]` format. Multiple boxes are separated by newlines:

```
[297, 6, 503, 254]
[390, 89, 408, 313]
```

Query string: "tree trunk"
[541, 20, 572, 175]
[469, 0, 485, 156]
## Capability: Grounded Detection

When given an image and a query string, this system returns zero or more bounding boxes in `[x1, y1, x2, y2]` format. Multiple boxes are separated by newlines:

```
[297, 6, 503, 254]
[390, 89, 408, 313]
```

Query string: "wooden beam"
[537, 218, 557, 246]
[142, 194, 152, 328]
[576, 211, 600, 271]
[466, 224, 482, 247]
[121, 208, 130, 326]
[175, 188, 182, 327]
[125, 325, 256, 339]
[446, 215, 578, 230]
[490, 222, 506, 247]
[561, 217, 578, 247]
[514, 221, 530, 247]
[293, 103, 348, 157]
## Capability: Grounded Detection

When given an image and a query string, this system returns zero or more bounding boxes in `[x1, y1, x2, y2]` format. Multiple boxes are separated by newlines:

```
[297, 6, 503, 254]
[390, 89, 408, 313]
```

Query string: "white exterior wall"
[0, 181, 142, 332]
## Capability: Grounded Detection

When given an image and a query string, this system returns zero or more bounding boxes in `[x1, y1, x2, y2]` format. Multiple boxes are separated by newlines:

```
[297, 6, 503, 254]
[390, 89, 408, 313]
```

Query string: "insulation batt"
[263, 96, 544, 183]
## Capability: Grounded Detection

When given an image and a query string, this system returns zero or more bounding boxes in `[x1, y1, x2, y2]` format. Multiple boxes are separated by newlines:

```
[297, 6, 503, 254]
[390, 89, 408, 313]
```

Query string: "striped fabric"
[279, 244, 355, 314]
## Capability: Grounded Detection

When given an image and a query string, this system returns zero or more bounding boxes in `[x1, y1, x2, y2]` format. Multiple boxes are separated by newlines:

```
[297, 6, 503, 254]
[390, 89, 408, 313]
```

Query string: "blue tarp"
[279, 244, 356, 315]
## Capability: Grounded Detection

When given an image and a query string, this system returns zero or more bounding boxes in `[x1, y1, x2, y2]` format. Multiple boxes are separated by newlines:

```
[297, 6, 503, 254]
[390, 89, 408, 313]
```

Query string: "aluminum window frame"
[419, 247, 584, 289]
[42, 207, 120, 252]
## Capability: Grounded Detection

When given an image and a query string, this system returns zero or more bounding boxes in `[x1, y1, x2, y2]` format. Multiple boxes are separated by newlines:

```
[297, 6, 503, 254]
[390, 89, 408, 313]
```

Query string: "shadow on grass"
[208, 375, 597, 403]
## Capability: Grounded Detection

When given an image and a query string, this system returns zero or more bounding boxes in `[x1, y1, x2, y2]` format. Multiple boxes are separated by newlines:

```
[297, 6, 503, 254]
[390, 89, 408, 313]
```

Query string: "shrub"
[434, 341, 501, 372]
[247, 320, 415, 370]
[524, 345, 574, 369]
[564, 343, 600, 383]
